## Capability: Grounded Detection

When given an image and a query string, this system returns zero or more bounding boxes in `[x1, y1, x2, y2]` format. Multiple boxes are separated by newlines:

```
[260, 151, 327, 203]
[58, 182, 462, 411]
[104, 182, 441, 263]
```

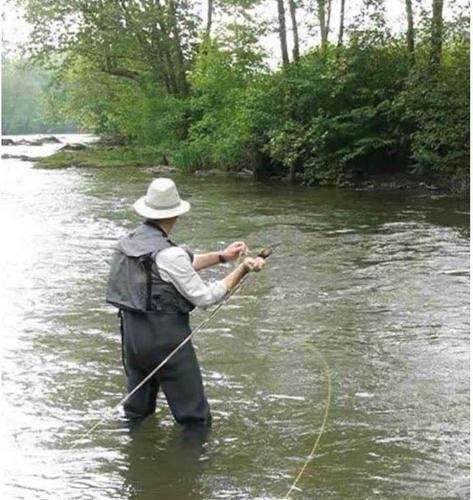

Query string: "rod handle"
[257, 246, 273, 259]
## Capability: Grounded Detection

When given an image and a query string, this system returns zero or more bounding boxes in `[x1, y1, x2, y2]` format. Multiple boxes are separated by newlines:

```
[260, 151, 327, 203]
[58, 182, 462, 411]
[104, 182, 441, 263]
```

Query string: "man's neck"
[146, 219, 171, 236]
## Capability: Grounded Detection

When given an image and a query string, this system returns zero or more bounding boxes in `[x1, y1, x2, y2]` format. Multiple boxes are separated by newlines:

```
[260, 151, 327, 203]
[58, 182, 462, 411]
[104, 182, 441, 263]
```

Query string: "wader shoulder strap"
[140, 255, 153, 311]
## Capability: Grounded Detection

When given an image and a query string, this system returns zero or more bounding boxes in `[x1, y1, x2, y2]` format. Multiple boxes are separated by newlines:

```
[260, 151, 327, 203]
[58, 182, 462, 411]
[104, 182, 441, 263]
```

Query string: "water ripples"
[0, 147, 469, 499]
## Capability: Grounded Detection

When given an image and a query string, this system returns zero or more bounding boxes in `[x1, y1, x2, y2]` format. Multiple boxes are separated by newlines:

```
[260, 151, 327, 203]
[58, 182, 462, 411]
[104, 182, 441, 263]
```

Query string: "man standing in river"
[106, 178, 265, 428]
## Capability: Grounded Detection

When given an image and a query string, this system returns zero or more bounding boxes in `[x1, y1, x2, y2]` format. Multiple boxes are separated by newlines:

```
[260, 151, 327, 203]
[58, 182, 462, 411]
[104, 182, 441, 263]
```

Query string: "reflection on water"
[0, 137, 469, 499]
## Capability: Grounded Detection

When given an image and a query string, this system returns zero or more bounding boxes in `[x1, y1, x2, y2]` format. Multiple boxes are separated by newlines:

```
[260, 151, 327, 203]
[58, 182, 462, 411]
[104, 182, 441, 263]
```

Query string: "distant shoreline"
[2, 134, 467, 197]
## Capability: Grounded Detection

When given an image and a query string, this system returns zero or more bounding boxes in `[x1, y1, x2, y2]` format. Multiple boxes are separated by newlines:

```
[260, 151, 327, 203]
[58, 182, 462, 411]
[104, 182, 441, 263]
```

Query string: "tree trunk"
[289, 163, 297, 183]
[288, 0, 300, 61]
[317, 0, 327, 47]
[325, 0, 332, 44]
[338, 0, 345, 45]
[149, 2, 180, 95]
[405, 0, 415, 62]
[206, 0, 213, 38]
[168, 0, 189, 95]
[430, 0, 444, 67]
[277, 0, 290, 66]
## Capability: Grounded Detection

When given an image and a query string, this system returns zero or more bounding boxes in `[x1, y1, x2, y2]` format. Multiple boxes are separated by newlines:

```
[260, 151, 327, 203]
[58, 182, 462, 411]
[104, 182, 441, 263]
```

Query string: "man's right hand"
[243, 257, 266, 272]
[222, 256, 266, 292]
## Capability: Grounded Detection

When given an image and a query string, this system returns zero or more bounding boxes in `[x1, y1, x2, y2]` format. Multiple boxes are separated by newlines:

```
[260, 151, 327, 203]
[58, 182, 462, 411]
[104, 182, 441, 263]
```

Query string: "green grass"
[36, 146, 168, 169]
[171, 142, 208, 173]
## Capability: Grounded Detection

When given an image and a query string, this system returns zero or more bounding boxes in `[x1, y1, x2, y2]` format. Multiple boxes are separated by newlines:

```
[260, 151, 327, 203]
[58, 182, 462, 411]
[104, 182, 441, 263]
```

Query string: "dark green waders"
[120, 309, 212, 428]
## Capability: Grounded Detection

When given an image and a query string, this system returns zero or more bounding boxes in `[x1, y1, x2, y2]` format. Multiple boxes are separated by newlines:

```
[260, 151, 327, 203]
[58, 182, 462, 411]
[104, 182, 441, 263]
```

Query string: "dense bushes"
[11, 0, 469, 192]
[16, 22, 468, 191]
[178, 37, 468, 189]
[400, 43, 470, 190]
[246, 42, 413, 183]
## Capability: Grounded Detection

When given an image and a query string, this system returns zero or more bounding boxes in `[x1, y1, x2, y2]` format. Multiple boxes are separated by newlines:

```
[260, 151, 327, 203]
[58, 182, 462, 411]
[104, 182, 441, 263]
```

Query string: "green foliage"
[400, 42, 470, 190]
[235, 43, 412, 182]
[43, 57, 133, 137]
[22, 0, 197, 96]
[186, 35, 267, 170]
[42, 56, 190, 148]
[2, 57, 77, 134]
[171, 141, 209, 173]
[36, 145, 165, 169]
[15, 0, 470, 192]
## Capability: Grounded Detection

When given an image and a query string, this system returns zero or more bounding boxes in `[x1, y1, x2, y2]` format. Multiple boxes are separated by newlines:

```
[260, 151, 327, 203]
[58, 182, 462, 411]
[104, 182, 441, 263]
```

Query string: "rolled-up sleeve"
[155, 247, 227, 309]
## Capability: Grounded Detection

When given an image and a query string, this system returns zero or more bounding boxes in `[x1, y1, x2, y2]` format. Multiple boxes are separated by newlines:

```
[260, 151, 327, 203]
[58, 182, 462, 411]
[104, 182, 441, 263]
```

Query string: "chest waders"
[107, 222, 211, 426]
[77, 244, 333, 498]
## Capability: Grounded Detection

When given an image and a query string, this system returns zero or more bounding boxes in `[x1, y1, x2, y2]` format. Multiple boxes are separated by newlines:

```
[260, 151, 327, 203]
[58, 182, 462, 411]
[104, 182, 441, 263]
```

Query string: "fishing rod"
[68, 245, 274, 451]
[68, 243, 332, 499]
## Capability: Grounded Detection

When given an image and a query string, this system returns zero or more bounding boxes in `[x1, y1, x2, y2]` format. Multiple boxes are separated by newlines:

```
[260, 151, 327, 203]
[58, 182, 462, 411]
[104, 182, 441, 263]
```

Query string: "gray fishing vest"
[106, 222, 195, 314]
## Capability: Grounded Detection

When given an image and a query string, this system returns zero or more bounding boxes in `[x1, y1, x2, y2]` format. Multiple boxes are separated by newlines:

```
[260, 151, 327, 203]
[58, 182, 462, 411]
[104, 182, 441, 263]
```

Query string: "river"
[0, 135, 469, 499]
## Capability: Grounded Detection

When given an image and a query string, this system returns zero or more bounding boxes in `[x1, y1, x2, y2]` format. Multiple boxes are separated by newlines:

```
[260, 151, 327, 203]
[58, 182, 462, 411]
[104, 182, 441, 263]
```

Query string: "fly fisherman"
[106, 178, 266, 429]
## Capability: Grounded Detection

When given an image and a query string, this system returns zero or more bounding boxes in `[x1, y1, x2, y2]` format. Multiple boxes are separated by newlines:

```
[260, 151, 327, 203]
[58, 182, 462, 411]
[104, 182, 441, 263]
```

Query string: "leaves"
[8, 0, 470, 191]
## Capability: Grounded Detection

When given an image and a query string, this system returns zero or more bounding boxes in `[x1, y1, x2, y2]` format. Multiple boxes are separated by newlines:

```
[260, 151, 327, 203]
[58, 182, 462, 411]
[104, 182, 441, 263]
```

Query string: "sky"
[2, 4, 30, 52]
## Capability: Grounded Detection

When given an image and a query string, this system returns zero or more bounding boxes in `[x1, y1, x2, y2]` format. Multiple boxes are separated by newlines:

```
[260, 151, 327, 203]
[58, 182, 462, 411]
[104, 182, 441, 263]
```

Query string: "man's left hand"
[222, 241, 249, 262]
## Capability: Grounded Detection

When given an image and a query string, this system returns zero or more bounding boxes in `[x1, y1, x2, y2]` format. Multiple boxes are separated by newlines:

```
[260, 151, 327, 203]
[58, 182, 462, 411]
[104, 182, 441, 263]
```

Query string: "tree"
[15, 0, 470, 193]
[338, 0, 345, 46]
[2, 57, 77, 134]
[326, 0, 332, 42]
[276, 0, 290, 65]
[21, 0, 198, 96]
[317, 0, 332, 47]
[430, 0, 444, 67]
[405, 0, 415, 62]
[288, 0, 300, 61]
[207, 0, 213, 36]
[167, 0, 190, 95]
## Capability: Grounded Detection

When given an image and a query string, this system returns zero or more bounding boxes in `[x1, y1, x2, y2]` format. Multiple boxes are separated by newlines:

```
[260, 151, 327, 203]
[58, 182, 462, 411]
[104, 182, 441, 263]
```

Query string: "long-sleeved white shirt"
[155, 246, 227, 309]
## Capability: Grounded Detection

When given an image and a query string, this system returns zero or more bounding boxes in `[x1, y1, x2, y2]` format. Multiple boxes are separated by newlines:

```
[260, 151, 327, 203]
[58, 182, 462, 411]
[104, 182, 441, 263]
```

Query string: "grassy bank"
[35, 143, 467, 196]
[36, 145, 168, 169]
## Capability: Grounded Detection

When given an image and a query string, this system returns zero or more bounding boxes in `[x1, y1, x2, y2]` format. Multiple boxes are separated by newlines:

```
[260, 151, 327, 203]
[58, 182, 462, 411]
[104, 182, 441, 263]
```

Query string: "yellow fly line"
[282, 342, 332, 499]
[67, 244, 333, 500]
[67, 246, 271, 450]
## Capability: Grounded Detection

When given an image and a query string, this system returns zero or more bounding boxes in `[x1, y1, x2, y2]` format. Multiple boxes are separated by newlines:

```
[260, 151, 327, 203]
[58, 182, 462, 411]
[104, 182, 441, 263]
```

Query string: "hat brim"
[133, 196, 191, 219]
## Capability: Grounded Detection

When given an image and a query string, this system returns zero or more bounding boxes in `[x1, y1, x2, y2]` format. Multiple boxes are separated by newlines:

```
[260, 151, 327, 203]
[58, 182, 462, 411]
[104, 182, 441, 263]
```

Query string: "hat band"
[144, 198, 181, 210]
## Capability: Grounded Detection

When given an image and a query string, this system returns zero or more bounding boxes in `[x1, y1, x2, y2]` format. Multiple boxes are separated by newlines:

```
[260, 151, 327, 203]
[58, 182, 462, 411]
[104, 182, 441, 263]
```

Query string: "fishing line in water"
[282, 342, 332, 499]
[68, 246, 270, 450]
[67, 274, 252, 451]
[67, 244, 332, 498]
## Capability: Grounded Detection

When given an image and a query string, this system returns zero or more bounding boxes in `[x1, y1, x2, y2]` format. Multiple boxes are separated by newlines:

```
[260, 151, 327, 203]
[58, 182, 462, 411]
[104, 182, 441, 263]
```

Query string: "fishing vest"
[106, 222, 195, 314]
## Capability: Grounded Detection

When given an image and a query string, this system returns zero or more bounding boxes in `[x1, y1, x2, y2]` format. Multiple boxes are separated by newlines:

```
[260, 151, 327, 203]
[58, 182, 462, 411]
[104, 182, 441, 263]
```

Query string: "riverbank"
[31, 143, 468, 197]
[35, 145, 166, 169]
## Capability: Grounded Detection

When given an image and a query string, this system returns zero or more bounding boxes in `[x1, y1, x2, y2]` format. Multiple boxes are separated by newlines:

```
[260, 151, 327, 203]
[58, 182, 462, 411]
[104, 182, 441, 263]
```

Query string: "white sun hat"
[133, 178, 191, 219]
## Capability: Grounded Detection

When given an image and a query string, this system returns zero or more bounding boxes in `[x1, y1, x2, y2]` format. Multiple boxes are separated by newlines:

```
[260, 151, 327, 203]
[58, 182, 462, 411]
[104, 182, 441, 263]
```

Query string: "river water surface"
[0, 136, 469, 499]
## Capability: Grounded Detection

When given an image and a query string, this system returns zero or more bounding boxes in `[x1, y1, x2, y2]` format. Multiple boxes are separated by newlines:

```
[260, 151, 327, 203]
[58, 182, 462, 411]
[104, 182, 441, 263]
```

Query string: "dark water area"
[1, 136, 469, 499]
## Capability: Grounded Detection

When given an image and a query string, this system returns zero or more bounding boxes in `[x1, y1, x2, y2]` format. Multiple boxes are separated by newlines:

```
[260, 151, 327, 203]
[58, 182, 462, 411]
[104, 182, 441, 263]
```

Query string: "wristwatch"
[218, 252, 227, 264]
